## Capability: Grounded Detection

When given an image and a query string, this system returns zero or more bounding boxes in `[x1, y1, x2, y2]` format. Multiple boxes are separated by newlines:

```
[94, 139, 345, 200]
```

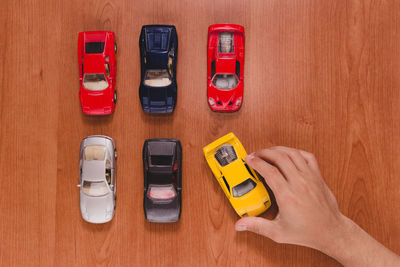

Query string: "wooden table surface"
[1, 0, 399, 266]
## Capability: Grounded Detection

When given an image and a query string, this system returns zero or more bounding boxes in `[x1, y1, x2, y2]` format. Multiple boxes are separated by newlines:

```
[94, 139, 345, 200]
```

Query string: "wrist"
[316, 214, 400, 266]
[315, 213, 357, 259]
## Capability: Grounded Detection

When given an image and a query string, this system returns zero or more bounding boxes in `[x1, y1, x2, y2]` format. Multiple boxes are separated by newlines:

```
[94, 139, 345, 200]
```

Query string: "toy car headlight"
[235, 98, 242, 106]
[208, 97, 215, 106]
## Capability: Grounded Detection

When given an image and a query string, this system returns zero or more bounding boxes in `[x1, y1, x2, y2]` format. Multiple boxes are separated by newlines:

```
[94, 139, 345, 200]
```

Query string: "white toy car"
[78, 135, 117, 223]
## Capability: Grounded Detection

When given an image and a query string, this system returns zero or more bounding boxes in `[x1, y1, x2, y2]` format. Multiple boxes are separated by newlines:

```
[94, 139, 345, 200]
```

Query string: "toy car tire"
[114, 42, 117, 54]
[113, 91, 117, 104]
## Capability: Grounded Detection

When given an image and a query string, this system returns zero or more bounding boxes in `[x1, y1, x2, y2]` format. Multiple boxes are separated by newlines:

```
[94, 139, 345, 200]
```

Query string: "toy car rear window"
[232, 178, 256, 198]
[215, 145, 238, 166]
[151, 155, 173, 166]
[218, 32, 234, 53]
[85, 42, 105, 54]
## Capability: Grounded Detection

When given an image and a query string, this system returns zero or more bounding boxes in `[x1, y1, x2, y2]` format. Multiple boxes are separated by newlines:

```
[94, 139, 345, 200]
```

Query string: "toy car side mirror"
[76, 184, 81, 188]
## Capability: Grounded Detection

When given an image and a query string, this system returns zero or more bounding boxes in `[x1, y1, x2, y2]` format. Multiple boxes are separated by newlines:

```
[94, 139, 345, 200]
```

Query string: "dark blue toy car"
[139, 25, 178, 113]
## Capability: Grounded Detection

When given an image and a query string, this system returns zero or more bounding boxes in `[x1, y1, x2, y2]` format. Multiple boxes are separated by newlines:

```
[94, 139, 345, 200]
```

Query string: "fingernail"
[235, 224, 247, 231]
[246, 153, 255, 160]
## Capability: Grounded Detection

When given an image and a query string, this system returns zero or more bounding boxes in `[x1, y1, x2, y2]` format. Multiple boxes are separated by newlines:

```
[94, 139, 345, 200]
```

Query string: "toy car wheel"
[114, 149, 117, 159]
[113, 91, 117, 104]
[114, 42, 117, 54]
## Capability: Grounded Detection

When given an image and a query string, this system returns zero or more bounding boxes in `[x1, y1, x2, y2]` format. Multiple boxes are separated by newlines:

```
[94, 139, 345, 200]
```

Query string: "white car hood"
[80, 191, 114, 223]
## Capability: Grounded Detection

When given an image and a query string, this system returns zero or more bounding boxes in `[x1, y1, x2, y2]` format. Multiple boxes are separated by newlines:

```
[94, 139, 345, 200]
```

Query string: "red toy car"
[207, 24, 244, 112]
[78, 31, 117, 115]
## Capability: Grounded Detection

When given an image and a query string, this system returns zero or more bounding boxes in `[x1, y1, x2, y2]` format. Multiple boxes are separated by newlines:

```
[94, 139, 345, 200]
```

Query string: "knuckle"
[270, 146, 283, 150]
[274, 150, 287, 159]
[305, 152, 316, 161]
[266, 165, 281, 178]
[290, 150, 302, 159]
[248, 157, 263, 168]
[256, 148, 269, 156]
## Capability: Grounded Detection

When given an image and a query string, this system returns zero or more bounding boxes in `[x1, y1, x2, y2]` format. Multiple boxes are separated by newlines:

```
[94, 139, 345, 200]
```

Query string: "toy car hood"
[140, 85, 175, 112]
[230, 184, 269, 216]
[210, 83, 242, 106]
[80, 191, 114, 223]
[144, 191, 180, 223]
[80, 89, 113, 114]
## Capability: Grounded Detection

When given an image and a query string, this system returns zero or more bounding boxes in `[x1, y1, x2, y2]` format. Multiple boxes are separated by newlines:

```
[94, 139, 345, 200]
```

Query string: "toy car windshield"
[82, 180, 109, 197]
[215, 144, 237, 166]
[147, 185, 177, 200]
[212, 74, 238, 90]
[144, 70, 172, 87]
[232, 178, 257, 197]
[83, 73, 109, 91]
[218, 32, 234, 53]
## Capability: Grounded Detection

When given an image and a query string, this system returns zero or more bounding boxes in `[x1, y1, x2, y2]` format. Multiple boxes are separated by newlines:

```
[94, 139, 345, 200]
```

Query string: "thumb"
[235, 217, 277, 238]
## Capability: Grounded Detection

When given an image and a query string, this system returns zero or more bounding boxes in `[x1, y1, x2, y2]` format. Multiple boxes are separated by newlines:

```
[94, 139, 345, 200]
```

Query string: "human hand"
[235, 146, 346, 251]
[234, 146, 400, 266]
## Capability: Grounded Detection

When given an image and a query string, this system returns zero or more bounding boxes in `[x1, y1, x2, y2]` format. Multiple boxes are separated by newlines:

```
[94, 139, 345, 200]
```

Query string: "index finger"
[245, 154, 289, 204]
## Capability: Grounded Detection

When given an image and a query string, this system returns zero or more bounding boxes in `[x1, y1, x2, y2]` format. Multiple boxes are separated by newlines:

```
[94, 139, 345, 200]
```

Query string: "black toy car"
[143, 138, 182, 222]
[139, 25, 178, 113]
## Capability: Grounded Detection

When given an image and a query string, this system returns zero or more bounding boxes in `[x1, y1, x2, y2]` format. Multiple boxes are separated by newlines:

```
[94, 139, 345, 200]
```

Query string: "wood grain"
[0, 0, 399, 266]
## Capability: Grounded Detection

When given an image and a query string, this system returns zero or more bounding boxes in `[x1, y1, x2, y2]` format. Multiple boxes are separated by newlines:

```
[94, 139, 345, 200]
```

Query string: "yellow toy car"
[203, 132, 271, 217]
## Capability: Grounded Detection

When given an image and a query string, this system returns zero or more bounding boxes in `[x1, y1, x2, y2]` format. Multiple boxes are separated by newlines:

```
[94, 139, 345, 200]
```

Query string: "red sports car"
[78, 31, 117, 115]
[207, 24, 244, 112]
